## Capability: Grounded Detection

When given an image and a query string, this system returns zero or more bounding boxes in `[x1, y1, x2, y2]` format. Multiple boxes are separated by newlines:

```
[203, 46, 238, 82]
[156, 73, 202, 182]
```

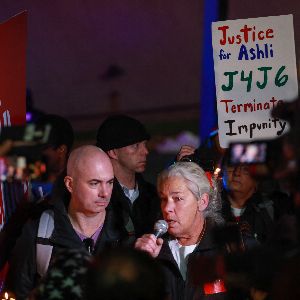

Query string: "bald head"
[65, 145, 114, 215]
[67, 145, 112, 178]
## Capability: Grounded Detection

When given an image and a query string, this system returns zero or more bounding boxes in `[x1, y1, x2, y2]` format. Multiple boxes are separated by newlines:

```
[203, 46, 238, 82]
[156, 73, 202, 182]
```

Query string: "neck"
[68, 205, 106, 237]
[112, 161, 136, 189]
[229, 190, 255, 208]
[177, 217, 206, 246]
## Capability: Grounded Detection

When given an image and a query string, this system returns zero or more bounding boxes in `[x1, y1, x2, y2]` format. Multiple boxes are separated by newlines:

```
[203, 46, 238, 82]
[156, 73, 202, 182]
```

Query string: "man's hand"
[176, 145, 196, 161]
[134, 234, 163, 258]
[0, 139, 13, 156]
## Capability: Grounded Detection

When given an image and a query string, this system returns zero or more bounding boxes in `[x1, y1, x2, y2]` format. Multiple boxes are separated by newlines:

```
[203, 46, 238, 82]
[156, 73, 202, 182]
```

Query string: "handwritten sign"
[212, 15, 298, 148]
[0, 11, 27, 130]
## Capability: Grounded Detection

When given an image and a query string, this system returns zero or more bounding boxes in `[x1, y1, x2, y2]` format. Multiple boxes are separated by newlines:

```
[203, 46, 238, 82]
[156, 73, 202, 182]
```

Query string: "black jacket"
[5, 195, 126, 299]
[109, 174, 161, 239]
[157, 219, 226, 300]
[222, 191, 283, 244]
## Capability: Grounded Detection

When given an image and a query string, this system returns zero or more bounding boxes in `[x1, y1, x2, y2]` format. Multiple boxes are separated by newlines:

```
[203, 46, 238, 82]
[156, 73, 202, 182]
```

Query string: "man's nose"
[233, 166, 242, 175]
[139, 143, 149, 156]
[98, 185, 110, 198]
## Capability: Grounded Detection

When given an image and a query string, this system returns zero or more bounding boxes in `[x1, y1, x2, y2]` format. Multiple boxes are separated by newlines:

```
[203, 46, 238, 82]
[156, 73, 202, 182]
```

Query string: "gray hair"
[157, 162, 223, 224]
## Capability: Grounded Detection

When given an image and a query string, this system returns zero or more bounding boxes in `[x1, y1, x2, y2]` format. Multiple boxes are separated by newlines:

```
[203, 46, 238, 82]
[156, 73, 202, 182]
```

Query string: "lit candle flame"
[214, 167, 221, 176]
[1, 292, 15, 300]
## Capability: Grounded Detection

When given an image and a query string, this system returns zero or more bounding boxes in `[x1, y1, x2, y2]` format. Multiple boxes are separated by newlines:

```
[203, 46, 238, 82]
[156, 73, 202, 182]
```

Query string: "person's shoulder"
[136, 174, 157, 192]
[266, 190, 294, 216]
[109, 179, 127, 205]
[11, 212, 41, 244]
[101, 208, 131, 246]
[104, 208, 127, 234]
[29, 198, 54, 220]
[268, 190, 291, 202]
[111, 178, 123, 192]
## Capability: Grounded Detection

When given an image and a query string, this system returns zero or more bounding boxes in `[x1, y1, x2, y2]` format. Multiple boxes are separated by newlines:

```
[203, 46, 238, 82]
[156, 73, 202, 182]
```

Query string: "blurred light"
[26, 112, 33, 122]
[214, 167, 221, 176]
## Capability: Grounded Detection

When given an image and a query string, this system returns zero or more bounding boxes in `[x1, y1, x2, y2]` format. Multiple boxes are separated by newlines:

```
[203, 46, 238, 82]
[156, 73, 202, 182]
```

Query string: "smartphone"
[228, 141, 268, 165]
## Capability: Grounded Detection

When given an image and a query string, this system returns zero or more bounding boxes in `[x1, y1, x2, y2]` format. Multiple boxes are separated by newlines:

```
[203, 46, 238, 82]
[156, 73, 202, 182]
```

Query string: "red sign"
[0, 11, 27, 127]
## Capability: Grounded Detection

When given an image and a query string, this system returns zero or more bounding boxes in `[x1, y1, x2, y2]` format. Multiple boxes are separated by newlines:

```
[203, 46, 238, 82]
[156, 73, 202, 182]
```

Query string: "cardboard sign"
[212, 15, 298, 148]
[0, 11, 27, 129]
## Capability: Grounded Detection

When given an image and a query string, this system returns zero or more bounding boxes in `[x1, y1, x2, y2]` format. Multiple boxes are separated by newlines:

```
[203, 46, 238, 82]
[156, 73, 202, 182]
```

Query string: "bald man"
[5, 146, 126, 299]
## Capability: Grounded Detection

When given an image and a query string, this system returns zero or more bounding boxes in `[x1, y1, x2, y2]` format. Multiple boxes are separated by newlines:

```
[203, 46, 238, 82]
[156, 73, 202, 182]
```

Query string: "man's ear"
[107, 149, 118, 160]
[197, 193, 209, 212]
[64, 176, 73, 193]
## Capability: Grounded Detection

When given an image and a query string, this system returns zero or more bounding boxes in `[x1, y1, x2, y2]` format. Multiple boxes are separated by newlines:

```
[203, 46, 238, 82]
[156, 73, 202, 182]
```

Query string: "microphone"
[153, 220, 168, 238]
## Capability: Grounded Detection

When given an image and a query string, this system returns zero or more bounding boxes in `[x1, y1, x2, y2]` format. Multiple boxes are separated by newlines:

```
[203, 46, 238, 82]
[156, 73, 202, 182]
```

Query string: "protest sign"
[0, 11, 27, 130]
[212, 15, 298, 148]
[0, 11, 27, 231]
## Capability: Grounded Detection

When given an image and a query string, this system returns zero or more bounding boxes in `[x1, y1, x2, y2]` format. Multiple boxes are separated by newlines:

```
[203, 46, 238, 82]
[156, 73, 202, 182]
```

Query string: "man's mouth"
[95, 201, 108, 206]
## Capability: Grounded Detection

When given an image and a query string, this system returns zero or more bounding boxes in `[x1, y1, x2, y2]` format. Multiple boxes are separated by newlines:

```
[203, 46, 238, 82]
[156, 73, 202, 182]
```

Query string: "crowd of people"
[0, 100, 299, 299]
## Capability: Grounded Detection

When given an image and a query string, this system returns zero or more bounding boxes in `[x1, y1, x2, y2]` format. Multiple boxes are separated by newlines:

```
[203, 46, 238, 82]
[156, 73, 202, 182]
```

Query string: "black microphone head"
[153, 220, 168, 238]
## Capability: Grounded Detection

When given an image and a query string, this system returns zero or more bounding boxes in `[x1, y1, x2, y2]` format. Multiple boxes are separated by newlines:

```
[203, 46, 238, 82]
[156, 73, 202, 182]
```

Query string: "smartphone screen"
[229, 142, 268, 165]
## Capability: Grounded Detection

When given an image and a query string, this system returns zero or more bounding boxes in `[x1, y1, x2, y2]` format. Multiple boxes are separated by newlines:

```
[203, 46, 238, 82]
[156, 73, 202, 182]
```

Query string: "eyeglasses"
[226, 165, 250, 175]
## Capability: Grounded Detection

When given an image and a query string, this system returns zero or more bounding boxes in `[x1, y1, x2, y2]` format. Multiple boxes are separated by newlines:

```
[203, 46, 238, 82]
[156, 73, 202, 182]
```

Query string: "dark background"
[0, 0, 298, 135]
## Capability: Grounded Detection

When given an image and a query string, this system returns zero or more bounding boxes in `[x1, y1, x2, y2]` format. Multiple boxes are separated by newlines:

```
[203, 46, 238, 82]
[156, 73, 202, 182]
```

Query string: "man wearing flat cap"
[96, 115, 161, 241]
